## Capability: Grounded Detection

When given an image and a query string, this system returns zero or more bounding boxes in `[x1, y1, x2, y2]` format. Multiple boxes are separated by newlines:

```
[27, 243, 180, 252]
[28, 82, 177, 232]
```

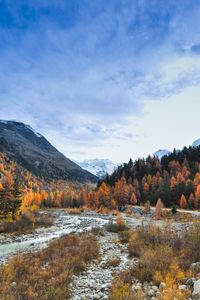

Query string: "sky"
[1, 0, 200, 163]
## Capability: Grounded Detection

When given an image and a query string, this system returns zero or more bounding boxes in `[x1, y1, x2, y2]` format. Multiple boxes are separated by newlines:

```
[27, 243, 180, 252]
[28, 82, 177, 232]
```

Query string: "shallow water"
[0, 212, 109, 263]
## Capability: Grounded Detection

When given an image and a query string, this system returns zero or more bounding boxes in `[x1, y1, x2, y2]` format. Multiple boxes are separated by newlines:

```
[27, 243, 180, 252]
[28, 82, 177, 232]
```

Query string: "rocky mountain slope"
[0, 121, 97, 183]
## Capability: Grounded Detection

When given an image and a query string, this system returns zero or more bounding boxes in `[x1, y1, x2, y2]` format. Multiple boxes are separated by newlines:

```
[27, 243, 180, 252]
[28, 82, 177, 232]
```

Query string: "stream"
[0, 210, 112, 264]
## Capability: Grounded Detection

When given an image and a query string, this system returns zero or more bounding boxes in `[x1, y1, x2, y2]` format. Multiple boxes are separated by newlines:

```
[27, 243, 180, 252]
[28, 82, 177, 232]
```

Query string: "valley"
[0, 208, 200, 299]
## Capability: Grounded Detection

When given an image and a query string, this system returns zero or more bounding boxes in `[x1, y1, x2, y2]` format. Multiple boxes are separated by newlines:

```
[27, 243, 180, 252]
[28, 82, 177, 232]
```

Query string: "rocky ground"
[71, 230, 137, 300]
[0, 208, 200, 299]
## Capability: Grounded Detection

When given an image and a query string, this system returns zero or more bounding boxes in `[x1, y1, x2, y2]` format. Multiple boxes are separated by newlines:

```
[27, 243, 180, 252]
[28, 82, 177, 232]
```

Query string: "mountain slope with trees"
[0, 121, 97, 183]
[96, 146, 200, 209]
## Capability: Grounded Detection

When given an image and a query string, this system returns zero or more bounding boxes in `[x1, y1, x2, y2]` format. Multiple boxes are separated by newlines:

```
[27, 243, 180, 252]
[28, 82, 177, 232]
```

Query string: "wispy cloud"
[0, 0, 200, 160]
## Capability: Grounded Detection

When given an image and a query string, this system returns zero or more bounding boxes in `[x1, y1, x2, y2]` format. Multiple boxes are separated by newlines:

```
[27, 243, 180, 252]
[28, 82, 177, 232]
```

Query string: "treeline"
[96, 146, 200, 209]
[0, 153, 87, 219]
[2, 145, 200, 218]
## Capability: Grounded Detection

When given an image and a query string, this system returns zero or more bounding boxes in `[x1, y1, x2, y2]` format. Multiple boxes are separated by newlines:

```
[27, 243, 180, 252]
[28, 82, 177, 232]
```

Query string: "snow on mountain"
[153, 149, 171, 159]
[192, 138, 200, 148]
[0, 120, 43, 138]
[76, 159, 118, 178]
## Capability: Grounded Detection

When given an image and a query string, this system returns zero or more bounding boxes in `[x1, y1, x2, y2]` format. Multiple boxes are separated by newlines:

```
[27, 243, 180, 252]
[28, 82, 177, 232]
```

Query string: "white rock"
[179, 284, 187, 291]
[191, 262, 200, 273]
[192, 280, 200, 300]
[159, 282, 166, 290]
[148, 289, 155, 297]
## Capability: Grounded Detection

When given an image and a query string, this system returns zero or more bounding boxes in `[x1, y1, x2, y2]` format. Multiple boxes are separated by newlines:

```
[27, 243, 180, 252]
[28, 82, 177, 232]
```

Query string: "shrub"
[118, 230, 131, 243]
[110, 277, 133, 300]
[110, 275, 145, 300]
[0, 212, 53, 234]
[106, 257, 121, 268]
[182, 222, 200, 267]
[133, 244, 174, 282]
[171, 204, 177, 214]
[128, 240, 143, 257]
[0, 234, 99, 300]
[106, 221, 128, 233]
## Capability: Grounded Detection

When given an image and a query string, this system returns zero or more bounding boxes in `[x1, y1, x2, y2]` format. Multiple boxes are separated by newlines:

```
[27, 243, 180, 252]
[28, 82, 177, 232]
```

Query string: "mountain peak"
[192, 138, 200, 148]
[76, 158, 118, 178]
[0, 120, 97, 183]
[153, 149, 171, 159]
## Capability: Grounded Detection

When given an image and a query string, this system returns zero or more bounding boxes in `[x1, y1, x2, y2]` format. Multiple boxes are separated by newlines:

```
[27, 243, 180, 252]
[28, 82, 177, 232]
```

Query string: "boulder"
[186, 277, 196, 287]
[159, 282, 166, 290]
[192, 280, 200, 300]
[191, 262, 200, 273]
[179, 284, 187, 291]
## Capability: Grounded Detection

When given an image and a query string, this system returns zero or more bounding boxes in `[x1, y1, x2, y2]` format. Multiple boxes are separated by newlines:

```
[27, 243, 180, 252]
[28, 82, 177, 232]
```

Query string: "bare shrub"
[0, 233, 99, 300]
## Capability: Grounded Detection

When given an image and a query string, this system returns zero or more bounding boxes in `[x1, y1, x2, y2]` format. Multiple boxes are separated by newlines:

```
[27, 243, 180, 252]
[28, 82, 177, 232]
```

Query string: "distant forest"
[97, 146, 200, 209]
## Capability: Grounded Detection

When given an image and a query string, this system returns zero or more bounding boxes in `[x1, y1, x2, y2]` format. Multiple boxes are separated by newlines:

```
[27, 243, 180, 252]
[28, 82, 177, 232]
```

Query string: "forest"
[1, 145, 200, 221]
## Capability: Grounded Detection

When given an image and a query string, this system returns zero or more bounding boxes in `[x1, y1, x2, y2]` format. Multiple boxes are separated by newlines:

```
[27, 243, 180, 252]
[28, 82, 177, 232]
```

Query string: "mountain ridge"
[0, 120, 97, 183]
[76, 158, 118, 178]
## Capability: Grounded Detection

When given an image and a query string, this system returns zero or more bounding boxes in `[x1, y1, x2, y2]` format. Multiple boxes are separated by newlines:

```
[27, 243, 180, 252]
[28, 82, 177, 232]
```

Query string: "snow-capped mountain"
[192, 138, 200, 148]
[76, 159, 118, 178]
[153, 149, 171, 159]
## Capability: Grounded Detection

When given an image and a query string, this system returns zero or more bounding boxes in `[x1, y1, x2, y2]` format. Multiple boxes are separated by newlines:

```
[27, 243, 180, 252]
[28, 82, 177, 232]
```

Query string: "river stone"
[159, 282, 166, 290]
[186, 277, 196, 287]
[192, 280, 200, 300]
[179, 284, 187, 291]
[191, 262, 200, 273]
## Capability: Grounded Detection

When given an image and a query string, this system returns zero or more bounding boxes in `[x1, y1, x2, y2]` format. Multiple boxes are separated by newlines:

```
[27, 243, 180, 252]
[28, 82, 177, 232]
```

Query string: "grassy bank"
[110, 222, 200, 300]
[0, 211, 53, 235]
[0, 233, 99, 300]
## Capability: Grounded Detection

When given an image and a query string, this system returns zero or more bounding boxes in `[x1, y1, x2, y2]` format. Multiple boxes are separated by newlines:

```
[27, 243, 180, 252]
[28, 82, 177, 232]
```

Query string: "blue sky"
[1, 0, 200, 162]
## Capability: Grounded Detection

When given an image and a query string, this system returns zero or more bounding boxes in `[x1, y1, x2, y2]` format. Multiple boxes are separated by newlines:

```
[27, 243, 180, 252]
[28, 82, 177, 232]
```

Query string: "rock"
[10, 282, 17, 289]
[179, 284, 187, 291]
[186, 277, 196, 287]
[191, 262, 200, 273]
[156, 291, 161, 298]
[151, 286, 158, 291]
[159, 282, 166, 290]
[148, 289, 155, 297]
[192, 280, 200, 300]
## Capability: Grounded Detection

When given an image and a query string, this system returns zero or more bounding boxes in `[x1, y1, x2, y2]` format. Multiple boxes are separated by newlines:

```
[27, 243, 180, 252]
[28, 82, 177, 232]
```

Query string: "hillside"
[0, 121, 97, 183]
[97, 146, 200, 209]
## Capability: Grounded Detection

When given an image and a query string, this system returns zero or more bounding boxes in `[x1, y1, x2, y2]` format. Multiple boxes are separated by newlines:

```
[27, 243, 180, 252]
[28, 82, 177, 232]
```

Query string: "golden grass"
[0, 233, 99, 300]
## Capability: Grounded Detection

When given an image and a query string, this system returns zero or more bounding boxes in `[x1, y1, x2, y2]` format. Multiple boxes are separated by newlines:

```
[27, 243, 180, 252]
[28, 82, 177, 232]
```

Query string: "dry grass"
[0, 233, 99, 300]
[128, 223, 200, 283]
[106, 257, 121, 268]
[110, 223, 200, 300]
[0, 212, 53, 235]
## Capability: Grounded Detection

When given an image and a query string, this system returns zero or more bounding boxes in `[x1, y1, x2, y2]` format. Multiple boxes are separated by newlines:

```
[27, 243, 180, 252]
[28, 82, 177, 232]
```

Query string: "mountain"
[153, 149, 171, 159]
[192, 138, 200, 148]
[0, 120, 97, 183]
[76, 159, 118, 178]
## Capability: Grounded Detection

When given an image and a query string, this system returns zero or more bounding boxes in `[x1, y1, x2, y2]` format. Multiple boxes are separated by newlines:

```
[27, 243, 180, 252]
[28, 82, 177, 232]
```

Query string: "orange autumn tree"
[195, 184, 200, 209]
[130, 191, 137, 205]
[180, 194, 187, 209]
[188, 193, 195, 208]
[155, 198, 164, 219]
[97, 182, 111, 208]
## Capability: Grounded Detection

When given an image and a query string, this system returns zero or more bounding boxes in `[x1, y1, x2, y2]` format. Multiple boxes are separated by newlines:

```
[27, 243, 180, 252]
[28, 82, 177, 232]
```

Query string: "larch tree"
[180, 194, 187, 209]
[188, 192, 195, 209]
[130, 192, 137, 205]
[155, 198, 164, 220]
[195, 184, 200, 209]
